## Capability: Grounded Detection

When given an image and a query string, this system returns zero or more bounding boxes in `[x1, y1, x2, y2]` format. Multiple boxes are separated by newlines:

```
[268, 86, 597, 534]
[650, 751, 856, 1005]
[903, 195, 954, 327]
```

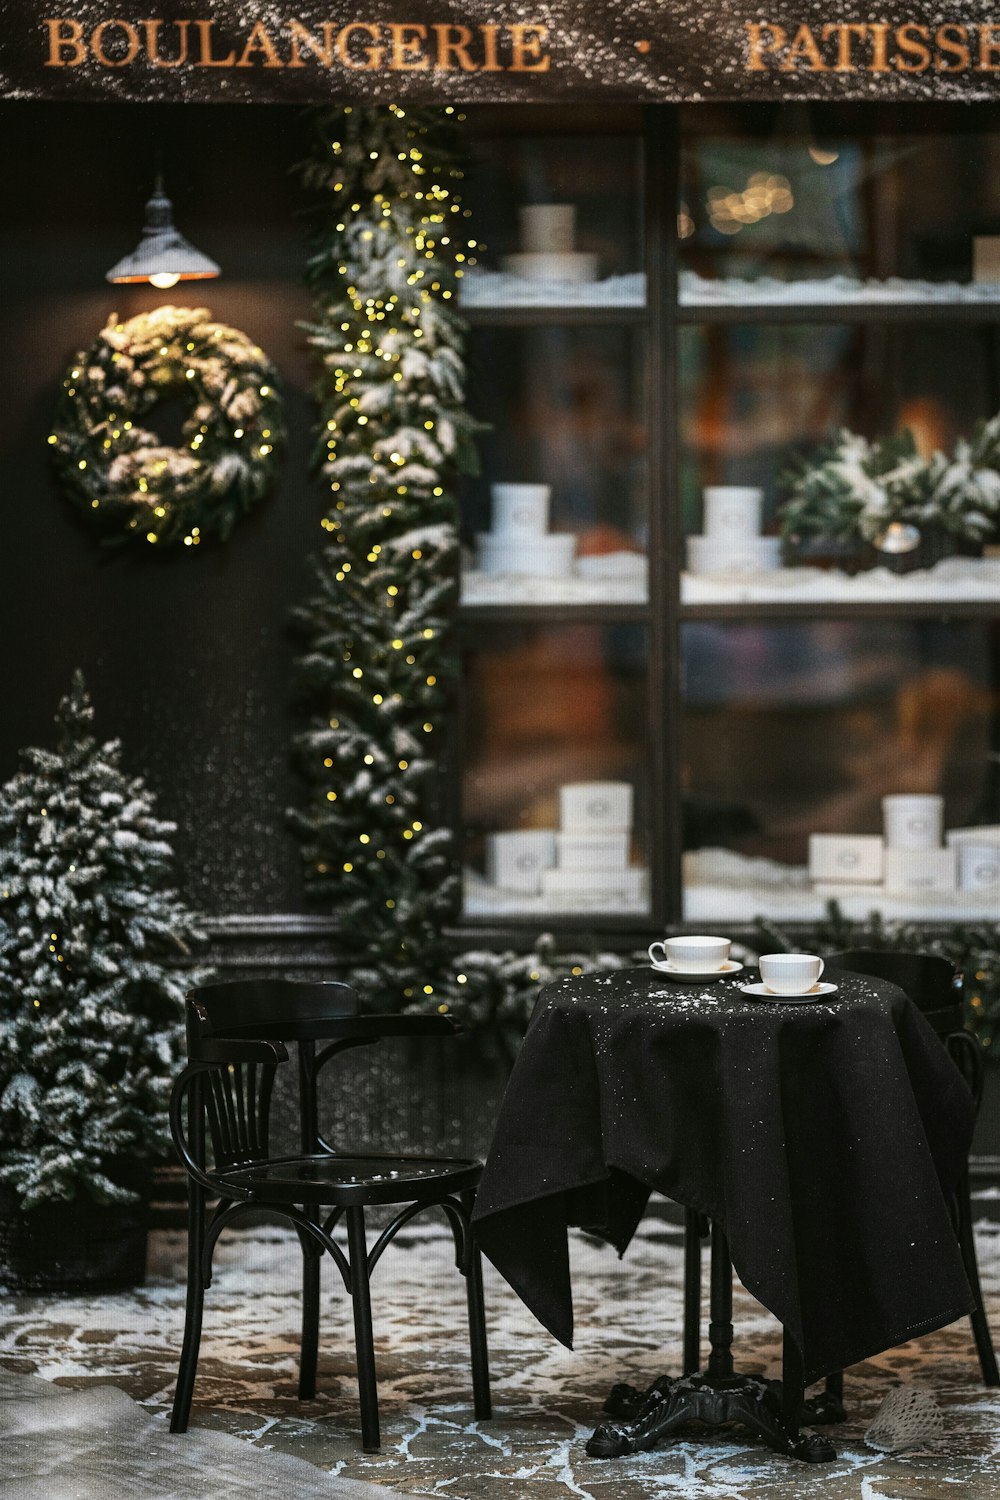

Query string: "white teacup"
[649, 935, 730, 972]
[759, 953, 824, 994]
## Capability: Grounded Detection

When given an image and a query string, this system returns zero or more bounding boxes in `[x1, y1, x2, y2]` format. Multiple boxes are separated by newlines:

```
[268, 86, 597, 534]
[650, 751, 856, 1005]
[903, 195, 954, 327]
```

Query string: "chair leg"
[955, 1171, 1000, 1386]
[461, 1193, 492, 1420]
[171, 1182, 207, 1433]
[299, 1234, 322, 1402]
[682, 1208, 703, 1376]
[347, 1205, 381, 1451]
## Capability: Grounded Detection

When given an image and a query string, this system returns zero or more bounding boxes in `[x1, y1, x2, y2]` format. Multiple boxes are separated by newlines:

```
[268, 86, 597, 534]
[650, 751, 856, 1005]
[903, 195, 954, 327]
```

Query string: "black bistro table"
[471, 965, 976, 1462]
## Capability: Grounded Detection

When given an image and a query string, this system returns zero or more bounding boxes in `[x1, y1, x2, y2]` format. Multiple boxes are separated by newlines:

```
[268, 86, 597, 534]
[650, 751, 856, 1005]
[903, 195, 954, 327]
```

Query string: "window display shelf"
[681, 557, 1000, 610]
[462, 556, 648, 608]
[682, 849, 1000, 926]
[464, 867, 650, 919]
[459, 268, 645, 312]
[679, 272, 1000, 312]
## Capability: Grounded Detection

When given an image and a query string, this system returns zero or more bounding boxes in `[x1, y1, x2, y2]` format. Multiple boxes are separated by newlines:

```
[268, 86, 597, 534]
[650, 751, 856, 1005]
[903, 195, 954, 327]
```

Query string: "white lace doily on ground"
[864, 1384, 947, 1453]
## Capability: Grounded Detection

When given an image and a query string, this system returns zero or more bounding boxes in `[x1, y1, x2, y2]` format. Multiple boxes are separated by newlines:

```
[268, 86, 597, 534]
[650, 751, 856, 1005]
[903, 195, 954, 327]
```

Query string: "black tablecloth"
[472, 968, 976, 1385]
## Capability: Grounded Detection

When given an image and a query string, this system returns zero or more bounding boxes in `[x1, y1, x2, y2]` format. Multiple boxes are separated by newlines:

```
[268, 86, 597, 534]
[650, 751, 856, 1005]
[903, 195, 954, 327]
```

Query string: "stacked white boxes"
[501, 203, 599, 284]
[475, 483, 577, 578]
[484, 781, 648, 909]
[686, 486, 782, 576]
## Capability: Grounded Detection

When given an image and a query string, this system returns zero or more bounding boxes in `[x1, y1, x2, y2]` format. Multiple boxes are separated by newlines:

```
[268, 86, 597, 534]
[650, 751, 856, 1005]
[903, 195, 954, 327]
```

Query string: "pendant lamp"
[106, 175, 220, 289]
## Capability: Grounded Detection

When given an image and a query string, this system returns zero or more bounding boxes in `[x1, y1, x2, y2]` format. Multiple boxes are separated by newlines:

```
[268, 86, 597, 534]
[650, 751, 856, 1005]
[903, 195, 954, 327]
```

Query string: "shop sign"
[3, 2, 1000, 102]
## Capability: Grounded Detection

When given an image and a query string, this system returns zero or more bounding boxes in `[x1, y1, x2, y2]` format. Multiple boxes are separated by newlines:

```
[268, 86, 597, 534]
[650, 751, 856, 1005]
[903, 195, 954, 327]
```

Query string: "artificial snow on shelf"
[680, 271, 1000, 306]
[459, 268, 646, 308]
[681, 556, 1000, 606]
[460, 268, 1000, 311]
[683, 846, 1000, 923]
[464, 867, 648, 917]
[463, 551, 648, 605]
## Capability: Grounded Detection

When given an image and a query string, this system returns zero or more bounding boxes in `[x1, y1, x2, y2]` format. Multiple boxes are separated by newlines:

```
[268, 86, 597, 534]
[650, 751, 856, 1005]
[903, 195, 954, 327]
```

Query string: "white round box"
[686, 535, 782, 576]
[476, 532, 576, 577]
[882, 795, 943, 850]
[490, 483, 550, 537]
[501, 252, 599, 284]
[957, 842, 1000, 892]
[519, 204, 576, 253]
[703, 486, 764, 540]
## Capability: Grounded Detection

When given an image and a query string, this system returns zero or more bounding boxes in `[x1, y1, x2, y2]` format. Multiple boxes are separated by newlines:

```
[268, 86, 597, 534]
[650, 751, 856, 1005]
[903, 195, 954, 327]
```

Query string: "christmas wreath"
[49, 306, 286, 548]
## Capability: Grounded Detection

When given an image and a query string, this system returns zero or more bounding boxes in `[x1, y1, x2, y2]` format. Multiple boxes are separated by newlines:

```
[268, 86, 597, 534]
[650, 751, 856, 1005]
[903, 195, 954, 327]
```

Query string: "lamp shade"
[106, 178, 219, 286]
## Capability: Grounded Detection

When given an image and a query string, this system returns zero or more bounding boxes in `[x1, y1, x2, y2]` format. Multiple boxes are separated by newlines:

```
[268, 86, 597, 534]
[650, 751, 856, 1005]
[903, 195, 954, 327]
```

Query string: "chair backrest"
[823, 949, 962, 1038]
[183, 979, 362, 1169]
[185, 978, 359, 1051]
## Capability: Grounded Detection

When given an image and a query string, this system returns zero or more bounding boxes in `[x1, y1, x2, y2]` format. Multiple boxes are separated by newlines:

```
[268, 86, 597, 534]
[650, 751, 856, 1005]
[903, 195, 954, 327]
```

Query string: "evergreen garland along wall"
[288, 104, 627, 1044]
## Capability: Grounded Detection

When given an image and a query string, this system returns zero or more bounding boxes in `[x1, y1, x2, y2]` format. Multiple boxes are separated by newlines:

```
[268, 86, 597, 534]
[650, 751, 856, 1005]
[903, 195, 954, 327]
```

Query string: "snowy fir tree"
[0, 673, 208, 1210]
[290, 104, 481, 1013]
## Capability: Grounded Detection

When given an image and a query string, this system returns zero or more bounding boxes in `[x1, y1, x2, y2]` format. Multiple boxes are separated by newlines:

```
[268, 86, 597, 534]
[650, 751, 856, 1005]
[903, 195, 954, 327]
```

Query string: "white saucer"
[739, 981, 838, 1001]
[651, 959, 743, 983]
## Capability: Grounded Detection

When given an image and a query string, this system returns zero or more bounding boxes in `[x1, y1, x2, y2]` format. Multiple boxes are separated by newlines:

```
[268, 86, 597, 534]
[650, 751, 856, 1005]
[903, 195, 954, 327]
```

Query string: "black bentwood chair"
[821, 949, 998, 1390]
[168, 979, 491, 1450]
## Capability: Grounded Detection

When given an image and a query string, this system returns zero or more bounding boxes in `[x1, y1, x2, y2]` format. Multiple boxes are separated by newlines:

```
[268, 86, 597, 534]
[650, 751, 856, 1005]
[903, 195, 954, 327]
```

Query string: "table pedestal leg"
[586, 1224, 837, 1464]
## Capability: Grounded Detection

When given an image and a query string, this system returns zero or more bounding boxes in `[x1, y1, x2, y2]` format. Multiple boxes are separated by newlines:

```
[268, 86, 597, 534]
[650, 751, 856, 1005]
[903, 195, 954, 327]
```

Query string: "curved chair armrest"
[189, 1036, 290, 1066]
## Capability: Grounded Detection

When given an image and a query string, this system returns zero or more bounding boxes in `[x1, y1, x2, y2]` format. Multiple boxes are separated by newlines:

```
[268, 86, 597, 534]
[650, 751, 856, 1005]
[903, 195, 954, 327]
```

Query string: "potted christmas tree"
[0, 672, 208, 1290]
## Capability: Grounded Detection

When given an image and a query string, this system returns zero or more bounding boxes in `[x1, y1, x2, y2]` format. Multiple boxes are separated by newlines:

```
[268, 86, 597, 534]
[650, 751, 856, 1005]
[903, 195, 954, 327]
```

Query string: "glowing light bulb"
[148, 271, 181, 289]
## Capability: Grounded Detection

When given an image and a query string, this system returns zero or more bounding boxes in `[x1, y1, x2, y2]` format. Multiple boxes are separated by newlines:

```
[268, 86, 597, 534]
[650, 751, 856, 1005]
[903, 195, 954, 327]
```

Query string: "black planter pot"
[0, 1180, 150, 1292]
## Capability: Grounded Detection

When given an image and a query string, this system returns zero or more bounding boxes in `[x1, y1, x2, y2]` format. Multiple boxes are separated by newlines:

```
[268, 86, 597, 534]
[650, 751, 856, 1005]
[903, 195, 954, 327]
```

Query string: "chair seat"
[217, 1151, 482, 1205]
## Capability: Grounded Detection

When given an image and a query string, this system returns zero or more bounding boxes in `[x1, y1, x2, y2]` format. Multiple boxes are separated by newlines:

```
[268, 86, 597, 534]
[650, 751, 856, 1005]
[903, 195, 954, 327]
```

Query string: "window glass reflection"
[462, 623, 650, 917]
[681, 619, 999, 920]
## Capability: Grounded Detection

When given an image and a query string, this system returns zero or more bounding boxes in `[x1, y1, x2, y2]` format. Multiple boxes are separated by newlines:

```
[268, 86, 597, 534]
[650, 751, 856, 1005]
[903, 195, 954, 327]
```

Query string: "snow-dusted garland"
[779, 415, 1000, 549]
[49, 306, 286, 548]
[290, 104, 483, 1016]
[288, 106, 641, 1042]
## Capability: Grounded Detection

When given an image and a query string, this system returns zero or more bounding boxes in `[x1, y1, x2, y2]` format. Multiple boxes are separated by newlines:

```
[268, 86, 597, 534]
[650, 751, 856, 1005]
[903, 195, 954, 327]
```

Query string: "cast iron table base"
[586, 1372, 837, 1464]
[585, 1216, 842, 1464]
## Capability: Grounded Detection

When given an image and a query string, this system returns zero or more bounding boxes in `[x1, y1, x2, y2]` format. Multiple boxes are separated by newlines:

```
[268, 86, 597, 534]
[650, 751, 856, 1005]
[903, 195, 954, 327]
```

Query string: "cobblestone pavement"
[2, 1212, 999, 1499]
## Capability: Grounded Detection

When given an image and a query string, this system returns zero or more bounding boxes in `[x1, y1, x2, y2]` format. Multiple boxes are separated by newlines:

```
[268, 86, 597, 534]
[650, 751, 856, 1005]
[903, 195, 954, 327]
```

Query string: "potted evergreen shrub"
[0, 673, 208, 1290]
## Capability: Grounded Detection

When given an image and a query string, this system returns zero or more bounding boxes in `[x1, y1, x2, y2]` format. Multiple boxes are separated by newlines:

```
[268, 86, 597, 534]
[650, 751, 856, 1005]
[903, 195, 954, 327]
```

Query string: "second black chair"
[169, 978, 492, 1450]
[823, 948, 998, 1388]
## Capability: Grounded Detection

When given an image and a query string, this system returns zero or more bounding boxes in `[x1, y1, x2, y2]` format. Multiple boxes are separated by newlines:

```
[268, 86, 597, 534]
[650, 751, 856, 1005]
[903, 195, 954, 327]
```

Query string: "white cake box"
[973, 236, 1000, 283]
[947, 825, 1000, 847]
[520, 203, 576, 253]
[541, 865, 647, 907]
[809, 834, 884, 884]
[882, 794, 943, 850]
[956, 842, 1000, 892]
[491, 483, 550, 537]
[686, 535, 782, 576]
[883, 846, 956, 895]
[702, 486, 764, 540]
[555, 831, 630, 870]
[560, 781, 633, 833]
[501, 251, 599, 284]
[485, 830, 556, 894]
[476, 532, 576, 577]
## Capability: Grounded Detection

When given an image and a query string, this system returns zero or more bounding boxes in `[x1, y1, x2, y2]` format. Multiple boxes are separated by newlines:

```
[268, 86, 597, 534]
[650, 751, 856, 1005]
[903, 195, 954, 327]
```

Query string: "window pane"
[461, 622, 650, 917]
[678, 321, 1000, 543]
[462, 131, 644, 305]
[679, 107, 1000, 298]
[681, 619, 1000, 922]
[463, 325, 649, 603]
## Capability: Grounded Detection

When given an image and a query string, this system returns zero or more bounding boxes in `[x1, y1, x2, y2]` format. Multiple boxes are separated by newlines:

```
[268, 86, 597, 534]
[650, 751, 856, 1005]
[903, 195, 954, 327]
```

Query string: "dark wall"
[0, 101, 323, 916]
